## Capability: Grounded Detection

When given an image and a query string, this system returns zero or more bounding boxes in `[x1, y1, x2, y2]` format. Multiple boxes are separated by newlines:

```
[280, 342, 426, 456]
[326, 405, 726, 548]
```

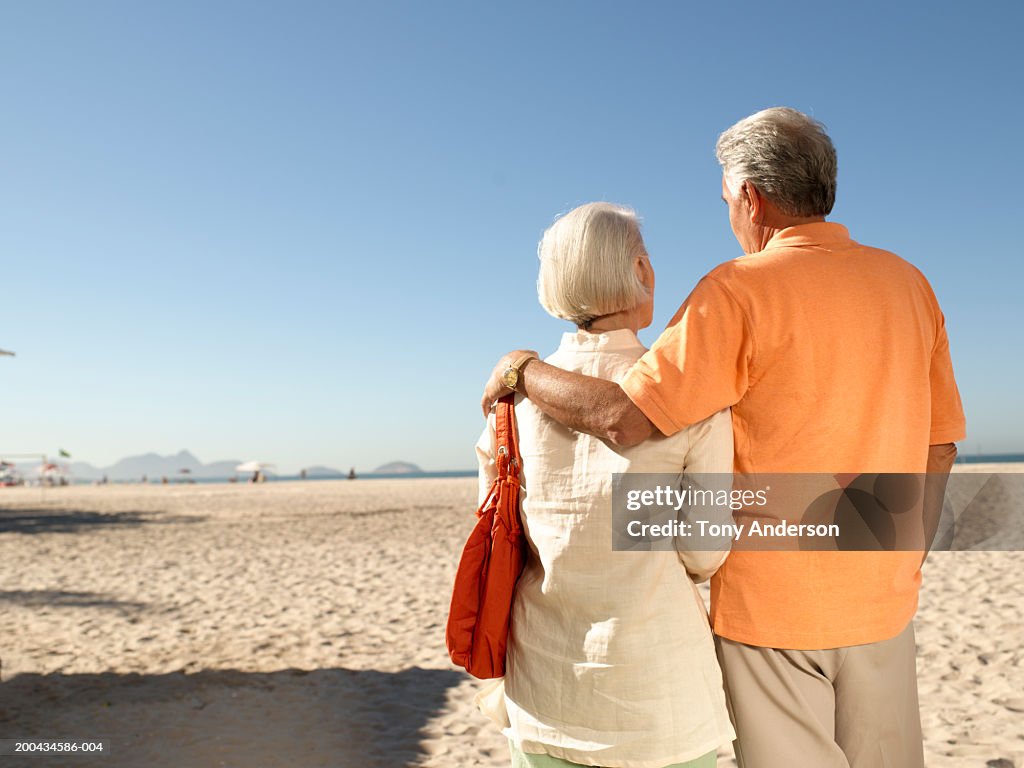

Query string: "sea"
[955, 453, 1024, 464]
[71, 470, 478, 486]
[127, 454, 1024, 483]
[14, 456, 1024, 486]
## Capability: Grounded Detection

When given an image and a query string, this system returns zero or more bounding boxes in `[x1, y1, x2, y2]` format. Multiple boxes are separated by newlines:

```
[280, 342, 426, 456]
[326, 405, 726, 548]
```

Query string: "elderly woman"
[475, 202, 735, 768]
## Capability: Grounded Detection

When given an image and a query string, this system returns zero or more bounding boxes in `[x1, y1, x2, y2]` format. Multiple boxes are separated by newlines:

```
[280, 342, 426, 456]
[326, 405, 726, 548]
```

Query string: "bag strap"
[494, 394, 521, 479]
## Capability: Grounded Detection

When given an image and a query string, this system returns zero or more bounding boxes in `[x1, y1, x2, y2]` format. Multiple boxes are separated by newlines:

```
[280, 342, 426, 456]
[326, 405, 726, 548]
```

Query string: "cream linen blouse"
[474, 329, 736, 768]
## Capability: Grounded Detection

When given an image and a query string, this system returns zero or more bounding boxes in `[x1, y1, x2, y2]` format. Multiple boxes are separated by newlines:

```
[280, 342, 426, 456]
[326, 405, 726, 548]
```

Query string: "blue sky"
[2, 1, 1022, 472]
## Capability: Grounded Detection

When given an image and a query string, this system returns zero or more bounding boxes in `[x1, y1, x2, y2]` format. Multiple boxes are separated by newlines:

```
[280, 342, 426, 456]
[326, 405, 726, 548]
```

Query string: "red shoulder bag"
[445, 394, 526, 679]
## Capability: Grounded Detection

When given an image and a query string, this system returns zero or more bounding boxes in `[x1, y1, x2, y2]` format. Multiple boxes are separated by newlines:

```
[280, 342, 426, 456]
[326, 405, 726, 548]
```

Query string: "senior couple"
[473, 107, 965, 768]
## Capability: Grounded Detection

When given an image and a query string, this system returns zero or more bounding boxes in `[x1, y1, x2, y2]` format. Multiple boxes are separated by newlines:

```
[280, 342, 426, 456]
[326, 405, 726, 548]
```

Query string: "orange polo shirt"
[620, 222, 966, 649]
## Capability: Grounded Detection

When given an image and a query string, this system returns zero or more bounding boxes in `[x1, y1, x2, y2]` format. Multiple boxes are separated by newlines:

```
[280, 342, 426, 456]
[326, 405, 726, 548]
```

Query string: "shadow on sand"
[0, 590, 150, 615]
[0, 666, 465, 767]
[0, 508, 204, 535]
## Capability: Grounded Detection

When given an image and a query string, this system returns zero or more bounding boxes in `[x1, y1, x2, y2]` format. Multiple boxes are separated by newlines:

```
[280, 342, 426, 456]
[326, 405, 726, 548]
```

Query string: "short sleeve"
[620, 277, 752, 436]
[682, 408, 735, 474]
[929, 311, 966, 444]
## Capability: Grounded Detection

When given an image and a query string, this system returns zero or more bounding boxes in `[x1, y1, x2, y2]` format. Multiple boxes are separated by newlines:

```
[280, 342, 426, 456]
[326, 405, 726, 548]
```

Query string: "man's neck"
[749, 215, 827, 252]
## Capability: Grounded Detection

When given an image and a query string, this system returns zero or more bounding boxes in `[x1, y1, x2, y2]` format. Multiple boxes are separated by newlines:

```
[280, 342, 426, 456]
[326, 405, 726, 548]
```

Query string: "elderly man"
[482, 107, 964, 768]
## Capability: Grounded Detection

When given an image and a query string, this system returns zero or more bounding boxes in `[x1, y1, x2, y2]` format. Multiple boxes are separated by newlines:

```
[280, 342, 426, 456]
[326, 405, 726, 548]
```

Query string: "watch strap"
[511, 353, 536, 372]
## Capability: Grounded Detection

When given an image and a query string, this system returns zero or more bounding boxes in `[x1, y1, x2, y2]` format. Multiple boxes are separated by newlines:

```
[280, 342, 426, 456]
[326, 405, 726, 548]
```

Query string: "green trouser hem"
[509, 741, 717, 768]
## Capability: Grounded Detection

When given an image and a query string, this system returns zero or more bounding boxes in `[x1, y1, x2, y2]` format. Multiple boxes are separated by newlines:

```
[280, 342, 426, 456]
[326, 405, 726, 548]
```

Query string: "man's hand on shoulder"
[481, 350, 538, 415]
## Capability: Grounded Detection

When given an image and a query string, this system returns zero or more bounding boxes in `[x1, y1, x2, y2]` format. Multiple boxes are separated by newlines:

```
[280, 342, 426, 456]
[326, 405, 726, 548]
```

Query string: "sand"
[0, 471, 1021, 767]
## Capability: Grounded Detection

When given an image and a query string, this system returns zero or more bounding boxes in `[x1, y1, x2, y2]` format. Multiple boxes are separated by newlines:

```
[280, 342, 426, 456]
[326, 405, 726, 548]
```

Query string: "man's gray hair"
[537, 202, 648, 327]
[716, 107, 837, 217]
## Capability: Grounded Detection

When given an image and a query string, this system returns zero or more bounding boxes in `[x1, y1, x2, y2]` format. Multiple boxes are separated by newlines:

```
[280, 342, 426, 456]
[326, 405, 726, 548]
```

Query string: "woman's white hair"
[716, 107, 837, 217]
[537, 202, 649, 327]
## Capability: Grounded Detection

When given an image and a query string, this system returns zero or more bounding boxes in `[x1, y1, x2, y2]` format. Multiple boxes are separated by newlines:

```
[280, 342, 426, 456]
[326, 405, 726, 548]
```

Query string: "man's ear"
[742, 181, 765, 223]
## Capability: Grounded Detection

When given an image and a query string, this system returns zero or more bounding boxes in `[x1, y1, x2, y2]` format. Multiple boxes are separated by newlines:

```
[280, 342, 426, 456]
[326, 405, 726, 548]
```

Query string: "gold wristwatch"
[501, 353, 537, 391]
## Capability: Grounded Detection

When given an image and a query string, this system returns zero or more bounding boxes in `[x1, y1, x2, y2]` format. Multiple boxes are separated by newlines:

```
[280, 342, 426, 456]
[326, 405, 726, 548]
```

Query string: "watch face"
[501, 367, 518, 389]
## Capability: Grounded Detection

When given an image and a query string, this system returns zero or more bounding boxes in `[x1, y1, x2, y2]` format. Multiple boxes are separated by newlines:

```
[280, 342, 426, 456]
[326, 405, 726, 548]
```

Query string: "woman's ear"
[635, 254, 654, 292]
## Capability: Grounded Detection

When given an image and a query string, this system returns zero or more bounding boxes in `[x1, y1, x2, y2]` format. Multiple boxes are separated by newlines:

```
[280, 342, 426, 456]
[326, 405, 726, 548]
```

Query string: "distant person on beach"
[475, 202, 735, 768]
[481, 108, 964, 768]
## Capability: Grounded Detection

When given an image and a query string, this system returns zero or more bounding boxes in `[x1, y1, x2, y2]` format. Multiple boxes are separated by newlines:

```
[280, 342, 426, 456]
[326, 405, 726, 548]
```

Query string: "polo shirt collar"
[763, 221, 851, 250]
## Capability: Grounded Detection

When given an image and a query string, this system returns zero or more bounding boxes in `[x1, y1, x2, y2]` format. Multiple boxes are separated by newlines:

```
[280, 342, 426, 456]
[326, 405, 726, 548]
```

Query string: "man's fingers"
[480, 349, 536, 417]
[481, 370, 500, 417]
[481, 373, 502, 416]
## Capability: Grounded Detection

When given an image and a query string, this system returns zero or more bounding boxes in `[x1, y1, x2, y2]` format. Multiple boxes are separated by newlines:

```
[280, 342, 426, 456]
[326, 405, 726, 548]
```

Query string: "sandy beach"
[1, 472, 1021, 767]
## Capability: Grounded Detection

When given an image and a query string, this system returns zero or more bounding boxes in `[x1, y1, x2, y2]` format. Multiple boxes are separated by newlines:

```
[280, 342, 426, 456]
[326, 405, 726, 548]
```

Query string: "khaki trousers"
[714, 622, 924, 768]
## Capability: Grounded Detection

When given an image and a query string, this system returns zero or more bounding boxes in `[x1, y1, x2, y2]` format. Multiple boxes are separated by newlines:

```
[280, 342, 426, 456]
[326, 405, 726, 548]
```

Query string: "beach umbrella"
[235, 461, 276, 473]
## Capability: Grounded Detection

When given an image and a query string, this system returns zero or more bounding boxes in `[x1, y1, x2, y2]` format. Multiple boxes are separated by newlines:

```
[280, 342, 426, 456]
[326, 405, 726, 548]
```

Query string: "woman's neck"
[578, 307, 640, 335]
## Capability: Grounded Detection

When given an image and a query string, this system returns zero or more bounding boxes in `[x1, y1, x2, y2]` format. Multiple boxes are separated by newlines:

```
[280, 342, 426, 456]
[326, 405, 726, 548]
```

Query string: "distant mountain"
[59, 451, 243, 481]
[373, 461, 422, 475]
[105, 450, 202, 479]
[8, 453, 438, 482]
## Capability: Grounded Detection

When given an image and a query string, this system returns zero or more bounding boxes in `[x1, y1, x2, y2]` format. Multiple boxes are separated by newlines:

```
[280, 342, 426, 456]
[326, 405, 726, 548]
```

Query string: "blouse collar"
[557, 328, 643, 352]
